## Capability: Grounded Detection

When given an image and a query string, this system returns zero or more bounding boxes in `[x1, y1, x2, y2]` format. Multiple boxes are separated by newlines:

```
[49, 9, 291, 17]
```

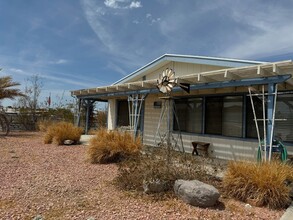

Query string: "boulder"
[174, 179, 220, 207]
[64, 140, 74, 145]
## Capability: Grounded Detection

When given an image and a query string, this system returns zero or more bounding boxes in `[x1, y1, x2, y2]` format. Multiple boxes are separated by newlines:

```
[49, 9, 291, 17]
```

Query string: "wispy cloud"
[218, 2, 293, 59]
[50, 59, 69, 65]
[106, 62, 128, 76]
[104, 0, 142, 9]
[7, 67, 101, 88]
[146, 13, 161, 25]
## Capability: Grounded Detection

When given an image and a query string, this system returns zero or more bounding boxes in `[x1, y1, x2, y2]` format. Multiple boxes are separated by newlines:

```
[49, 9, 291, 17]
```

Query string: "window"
[172, 93, 293, 142]
[205, 96, 243, 137]
[174, 98, 202, 133]
[275, 94, 293, 142]
[117, 100, 129, 127]
[205, 97, 223, 135]
[222, 96, 243, 137]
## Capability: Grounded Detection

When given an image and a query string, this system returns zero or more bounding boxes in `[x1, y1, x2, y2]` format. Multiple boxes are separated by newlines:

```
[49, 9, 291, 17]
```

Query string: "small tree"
[17, 74, 43, 130]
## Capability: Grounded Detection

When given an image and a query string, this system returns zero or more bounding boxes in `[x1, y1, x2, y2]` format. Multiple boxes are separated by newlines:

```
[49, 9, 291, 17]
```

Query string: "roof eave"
[113, 54, 266, 85]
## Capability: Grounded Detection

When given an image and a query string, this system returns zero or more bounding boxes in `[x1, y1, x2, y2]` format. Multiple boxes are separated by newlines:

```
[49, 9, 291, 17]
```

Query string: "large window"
[117, 100, 129, 127]
[205, 96, 243, 137]
[173, 93, 293, 142]
[246, 96, 265, 139]
[174, 98, 202, 133]
[222, 96, 243, 137]
[275, 94, 293, 142]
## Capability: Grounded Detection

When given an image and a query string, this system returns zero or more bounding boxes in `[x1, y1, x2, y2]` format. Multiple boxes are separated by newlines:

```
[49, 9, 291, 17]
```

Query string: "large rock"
[174, 179, 220, 207]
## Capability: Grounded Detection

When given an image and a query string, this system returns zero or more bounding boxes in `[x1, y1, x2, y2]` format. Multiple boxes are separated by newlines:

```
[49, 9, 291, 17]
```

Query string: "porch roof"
[71, 60, 293, 99]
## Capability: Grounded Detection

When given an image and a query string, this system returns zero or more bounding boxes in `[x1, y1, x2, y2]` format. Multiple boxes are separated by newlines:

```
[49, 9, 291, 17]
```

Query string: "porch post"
[266, 83, 276, 159]
[76, 98, 82, 127]
[85, 100, 95, 134]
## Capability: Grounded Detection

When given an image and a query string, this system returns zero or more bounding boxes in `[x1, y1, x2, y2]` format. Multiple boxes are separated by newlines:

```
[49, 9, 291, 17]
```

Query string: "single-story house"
[71, 54, 293, 161]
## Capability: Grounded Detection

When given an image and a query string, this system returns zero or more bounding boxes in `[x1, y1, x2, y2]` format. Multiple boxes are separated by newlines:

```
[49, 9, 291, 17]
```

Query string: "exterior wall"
[146, 62, 227, 81]
[143, 94, 166, 145]
[107, 99, 116, 130]
[142, 94, 293, 161]
[124, 62, 228, 83]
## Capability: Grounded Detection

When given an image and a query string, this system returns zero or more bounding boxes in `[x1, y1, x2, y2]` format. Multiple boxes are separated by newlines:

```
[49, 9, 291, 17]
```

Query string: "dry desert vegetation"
[0, 132, 285, 220]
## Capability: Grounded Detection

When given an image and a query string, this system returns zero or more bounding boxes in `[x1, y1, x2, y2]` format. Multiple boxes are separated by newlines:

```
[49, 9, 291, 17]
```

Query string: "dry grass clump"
[87, 129, 141, 164]
[44, 122, 83, 145]
[114, 152, 208, 192]
[223, 161, 293, 209]
[37, 119, 54, 132]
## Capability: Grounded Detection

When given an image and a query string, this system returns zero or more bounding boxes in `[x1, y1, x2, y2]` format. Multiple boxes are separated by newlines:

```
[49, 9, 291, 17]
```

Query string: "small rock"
[245, 204, 252, 209]
[215, 171, 225, 181]
[64, 140, 74, 145]
[143, 179, 168, 193]
[33, 215, 44, 220]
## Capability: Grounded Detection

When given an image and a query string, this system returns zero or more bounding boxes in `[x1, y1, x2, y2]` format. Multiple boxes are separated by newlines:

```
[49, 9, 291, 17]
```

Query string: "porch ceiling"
[71, 60, 293, 99]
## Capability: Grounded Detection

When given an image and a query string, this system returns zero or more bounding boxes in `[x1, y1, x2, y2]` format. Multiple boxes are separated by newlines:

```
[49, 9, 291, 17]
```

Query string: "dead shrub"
[37, 119, 54, 132]
[223, 161, 293, 209]
[44, 122, 83, 145]
[114, 152, 208, 192]
[87, 129, 141, 164]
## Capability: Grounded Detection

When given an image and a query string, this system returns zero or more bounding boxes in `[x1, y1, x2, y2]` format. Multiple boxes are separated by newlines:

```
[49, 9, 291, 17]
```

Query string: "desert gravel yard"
[0, 132, 285, 219]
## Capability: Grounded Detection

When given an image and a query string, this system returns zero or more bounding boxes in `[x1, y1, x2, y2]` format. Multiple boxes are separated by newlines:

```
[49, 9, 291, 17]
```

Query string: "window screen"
[275, 94, 293, 142]
[205, 96, 243, 137]
[174, 98, 202, 133]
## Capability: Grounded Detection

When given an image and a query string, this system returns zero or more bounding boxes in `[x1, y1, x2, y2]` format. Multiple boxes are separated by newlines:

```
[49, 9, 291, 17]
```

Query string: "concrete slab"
[79, 135, 95, 145]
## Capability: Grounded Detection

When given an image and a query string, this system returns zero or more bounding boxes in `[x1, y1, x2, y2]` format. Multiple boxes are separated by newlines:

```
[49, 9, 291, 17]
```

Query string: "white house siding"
[124, 62, 228, 83]
[143, 94, 167, 146]
[142, 94, 258, 161]
[146, 62, 227, 81]
[142, 94, 293, 161]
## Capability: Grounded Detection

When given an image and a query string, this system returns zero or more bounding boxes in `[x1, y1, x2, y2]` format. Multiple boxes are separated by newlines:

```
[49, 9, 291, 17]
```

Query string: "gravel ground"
[0, 132, 285, 220]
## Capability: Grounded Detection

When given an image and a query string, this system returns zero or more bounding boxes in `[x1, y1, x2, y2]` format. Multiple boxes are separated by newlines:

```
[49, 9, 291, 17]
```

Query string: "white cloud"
[9, 68, 25, 74]
[104, 0, 120, 9]
[104, 0, 142, 9]
[145, 13, 161, 25]
[106, 62, 128, 76]
[55, 59, 69, 64]
[129, 1, 142, 9]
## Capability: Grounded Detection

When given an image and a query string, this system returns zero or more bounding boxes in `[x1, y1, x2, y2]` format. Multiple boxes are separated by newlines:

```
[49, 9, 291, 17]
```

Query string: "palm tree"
[0, 76, 25, 100]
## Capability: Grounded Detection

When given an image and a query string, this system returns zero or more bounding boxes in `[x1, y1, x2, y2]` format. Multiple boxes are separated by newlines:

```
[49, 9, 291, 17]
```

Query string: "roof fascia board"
[113, 54, 266, 85]
[77, 74, 291, 99]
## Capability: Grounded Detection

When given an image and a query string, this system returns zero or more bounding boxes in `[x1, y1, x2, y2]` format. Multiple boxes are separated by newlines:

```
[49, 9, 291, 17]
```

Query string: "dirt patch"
[0, 132, 285, 219]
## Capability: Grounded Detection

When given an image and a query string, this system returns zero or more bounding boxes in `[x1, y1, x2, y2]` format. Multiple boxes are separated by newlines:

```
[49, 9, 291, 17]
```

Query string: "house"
[71, 54, 293, 161]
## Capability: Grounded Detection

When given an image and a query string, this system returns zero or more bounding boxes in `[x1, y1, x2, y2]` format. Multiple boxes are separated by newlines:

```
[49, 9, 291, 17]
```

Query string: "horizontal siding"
[146, 62, 228, 80]
[142, 95, 293, 161]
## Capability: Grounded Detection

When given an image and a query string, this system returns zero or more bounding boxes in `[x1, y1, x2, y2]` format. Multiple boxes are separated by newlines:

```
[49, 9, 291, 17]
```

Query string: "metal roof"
[72, 60, 293, 99]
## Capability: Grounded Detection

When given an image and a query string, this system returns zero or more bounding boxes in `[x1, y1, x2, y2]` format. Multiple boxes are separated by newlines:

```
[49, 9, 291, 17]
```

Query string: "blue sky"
[1, 0, 293, 106]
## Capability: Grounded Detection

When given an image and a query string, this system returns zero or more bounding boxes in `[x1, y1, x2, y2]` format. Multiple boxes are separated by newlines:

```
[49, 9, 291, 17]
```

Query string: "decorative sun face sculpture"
[157, 68, 176, 94]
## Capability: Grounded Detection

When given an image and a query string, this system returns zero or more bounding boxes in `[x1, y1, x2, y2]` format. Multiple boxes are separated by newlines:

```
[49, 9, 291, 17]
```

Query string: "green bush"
[44, 122, 83, 145]
[223, 161, 293, 209]
[87, 129, 141, 164]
